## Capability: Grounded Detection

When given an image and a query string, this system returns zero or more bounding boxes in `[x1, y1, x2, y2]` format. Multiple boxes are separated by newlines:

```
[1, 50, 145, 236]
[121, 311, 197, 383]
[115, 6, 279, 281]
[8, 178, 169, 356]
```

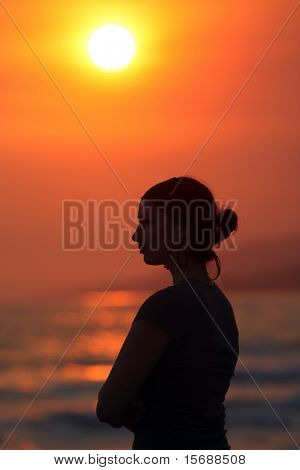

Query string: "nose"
[132, 225, 142, 246]
[132, 229, 137, 243]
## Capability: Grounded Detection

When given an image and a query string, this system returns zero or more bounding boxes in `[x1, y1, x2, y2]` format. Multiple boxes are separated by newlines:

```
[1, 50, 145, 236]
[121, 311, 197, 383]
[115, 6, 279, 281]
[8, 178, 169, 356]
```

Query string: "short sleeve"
[132, 288, 185, 343]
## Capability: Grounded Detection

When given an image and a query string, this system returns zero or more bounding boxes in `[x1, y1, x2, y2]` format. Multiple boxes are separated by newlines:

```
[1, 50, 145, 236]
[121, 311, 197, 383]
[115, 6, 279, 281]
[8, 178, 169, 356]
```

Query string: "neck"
[167, 252, 212, 286]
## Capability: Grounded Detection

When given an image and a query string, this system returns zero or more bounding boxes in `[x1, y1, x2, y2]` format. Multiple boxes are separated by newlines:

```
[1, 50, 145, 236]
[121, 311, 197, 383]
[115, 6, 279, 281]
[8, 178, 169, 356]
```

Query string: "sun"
[88, 24, 136, 71]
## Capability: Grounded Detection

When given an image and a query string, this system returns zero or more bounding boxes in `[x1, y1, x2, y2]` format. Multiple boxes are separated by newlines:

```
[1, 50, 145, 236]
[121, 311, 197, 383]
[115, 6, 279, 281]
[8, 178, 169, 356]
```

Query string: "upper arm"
[97, 319, 172, 423]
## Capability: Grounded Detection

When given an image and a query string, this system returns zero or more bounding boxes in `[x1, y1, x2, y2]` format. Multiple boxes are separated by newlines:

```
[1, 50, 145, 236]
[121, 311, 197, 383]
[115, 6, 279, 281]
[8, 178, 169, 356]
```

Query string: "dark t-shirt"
[131, 278, 239, 450]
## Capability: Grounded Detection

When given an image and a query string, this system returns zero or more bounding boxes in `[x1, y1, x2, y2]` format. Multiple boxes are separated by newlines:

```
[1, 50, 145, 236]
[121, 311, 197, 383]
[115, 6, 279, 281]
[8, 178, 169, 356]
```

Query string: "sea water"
[0, 289, 299, 450]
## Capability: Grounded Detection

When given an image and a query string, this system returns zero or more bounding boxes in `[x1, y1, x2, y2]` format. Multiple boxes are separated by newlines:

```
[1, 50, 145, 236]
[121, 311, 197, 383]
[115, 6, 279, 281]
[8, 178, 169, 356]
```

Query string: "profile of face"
[131, 199, 170, 266]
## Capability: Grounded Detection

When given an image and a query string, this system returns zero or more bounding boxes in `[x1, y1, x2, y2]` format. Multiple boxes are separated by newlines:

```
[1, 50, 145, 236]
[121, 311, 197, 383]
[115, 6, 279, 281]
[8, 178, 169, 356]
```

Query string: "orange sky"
[1, 0, 300, 303]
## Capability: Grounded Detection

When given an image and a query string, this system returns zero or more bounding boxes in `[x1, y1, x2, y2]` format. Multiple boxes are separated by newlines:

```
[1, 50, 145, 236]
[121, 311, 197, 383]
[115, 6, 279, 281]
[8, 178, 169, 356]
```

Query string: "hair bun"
[217, 207, 238, 242]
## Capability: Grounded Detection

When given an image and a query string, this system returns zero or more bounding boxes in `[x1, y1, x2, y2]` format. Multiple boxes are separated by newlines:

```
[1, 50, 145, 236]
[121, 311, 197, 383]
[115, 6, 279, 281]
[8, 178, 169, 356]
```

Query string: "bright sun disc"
[88, 24, 136, 71]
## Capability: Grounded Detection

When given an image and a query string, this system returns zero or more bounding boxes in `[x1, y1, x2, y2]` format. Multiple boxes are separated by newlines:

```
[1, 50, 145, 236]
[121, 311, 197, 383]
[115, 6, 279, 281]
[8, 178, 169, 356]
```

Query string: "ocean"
[0, 288, 299, 450]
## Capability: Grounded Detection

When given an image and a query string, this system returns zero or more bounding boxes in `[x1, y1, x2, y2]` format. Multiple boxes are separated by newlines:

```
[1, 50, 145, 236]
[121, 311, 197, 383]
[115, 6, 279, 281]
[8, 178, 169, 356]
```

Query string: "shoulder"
[132, 286, 185, 343]
[137, 285, 182, 315]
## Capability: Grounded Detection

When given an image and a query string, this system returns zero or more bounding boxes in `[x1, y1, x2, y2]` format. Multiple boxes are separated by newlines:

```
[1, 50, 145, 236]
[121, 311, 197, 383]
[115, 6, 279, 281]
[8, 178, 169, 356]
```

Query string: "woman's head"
[132, 176, 238, 280]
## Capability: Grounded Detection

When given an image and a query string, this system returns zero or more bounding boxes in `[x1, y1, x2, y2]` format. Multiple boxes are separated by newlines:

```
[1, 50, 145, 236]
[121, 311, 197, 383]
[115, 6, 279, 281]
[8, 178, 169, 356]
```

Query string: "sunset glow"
[87, 24, 136, 71]
[0, 1, 299, 302]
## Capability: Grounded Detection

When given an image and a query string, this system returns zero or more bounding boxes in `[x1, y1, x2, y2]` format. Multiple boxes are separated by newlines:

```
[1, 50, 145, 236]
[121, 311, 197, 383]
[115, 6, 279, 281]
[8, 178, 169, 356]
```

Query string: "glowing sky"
[1, 0, 299, 302]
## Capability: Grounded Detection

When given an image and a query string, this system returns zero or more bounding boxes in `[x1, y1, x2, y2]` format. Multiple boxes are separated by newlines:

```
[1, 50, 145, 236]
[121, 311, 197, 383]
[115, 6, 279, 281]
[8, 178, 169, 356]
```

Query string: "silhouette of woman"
[97, 176, 239, 450]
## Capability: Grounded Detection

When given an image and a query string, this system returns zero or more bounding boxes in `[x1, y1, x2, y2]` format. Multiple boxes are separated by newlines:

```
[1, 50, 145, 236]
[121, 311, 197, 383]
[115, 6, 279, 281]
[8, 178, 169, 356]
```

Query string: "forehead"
[138, 200, 150, 218]
[138, 200, 163, 219]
